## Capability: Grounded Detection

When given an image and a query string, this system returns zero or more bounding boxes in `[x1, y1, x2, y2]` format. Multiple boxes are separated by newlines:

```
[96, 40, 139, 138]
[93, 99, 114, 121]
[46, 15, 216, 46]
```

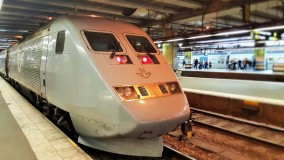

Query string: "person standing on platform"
[238, 60, 242, 70]
[209, 61, 212, 69]
[247, 59, 252, 70]
[182, 60, 186, 69]
[252, 59, 256, 70]
[204, 60, 208, 70]
[198, 61, 203, 70]
[243, 58, 247, 70]
[194, 59, 198, 69]
[226, 59, 229, 69]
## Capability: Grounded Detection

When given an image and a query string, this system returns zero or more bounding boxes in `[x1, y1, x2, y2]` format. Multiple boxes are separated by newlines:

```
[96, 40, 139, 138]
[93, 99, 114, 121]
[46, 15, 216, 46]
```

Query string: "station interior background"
[1, 0, 284, 71]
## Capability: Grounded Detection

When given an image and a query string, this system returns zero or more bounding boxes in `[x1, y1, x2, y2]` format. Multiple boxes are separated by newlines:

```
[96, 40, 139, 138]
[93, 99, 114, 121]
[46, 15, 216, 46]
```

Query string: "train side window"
[56, 30, 65, 54]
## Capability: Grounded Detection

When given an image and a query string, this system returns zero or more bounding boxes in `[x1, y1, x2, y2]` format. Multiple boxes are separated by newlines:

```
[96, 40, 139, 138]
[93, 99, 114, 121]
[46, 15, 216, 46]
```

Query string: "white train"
[0, 16, 190, 157]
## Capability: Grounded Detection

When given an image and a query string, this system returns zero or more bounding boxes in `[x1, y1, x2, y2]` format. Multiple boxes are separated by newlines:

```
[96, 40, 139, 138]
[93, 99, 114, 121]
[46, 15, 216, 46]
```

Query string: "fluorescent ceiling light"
[166, 38, 184, 42]
[198, 36, 251, 44]
[154, 41, 163, 43]
[180, 46, 193, 49]
[214, 30, 249, 36]
[0, 0, 3, 10]
[8, 40, 18, 42]
[187, 35, 212, 39]
[256, 25, 284, 31]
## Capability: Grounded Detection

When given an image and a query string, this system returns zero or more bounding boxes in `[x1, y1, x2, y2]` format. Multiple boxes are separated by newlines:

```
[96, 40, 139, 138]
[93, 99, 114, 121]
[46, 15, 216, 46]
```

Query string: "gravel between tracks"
[163, 125, 284, 160]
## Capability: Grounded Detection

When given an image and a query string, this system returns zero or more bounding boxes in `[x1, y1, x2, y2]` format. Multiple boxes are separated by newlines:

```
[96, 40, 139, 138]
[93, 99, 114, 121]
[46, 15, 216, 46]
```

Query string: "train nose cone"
[118, 94, 190, 138]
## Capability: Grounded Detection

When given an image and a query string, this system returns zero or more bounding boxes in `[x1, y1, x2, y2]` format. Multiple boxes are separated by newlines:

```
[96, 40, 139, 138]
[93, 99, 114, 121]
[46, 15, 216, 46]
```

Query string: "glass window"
[84, 31, 122, 52]
[126, 35, 157, 53]
[56, 31, 65, 54]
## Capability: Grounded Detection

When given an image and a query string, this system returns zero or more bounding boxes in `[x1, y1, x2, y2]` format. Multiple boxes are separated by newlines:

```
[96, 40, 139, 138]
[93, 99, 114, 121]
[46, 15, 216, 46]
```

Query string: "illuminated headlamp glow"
[114, 86, 139, 101]
[166, 82, 181, 94]
[140, 56, 152, 64]
[142, 57, 148, 63]
[116, 56, 128, 64]
[169, 83, 176, 92]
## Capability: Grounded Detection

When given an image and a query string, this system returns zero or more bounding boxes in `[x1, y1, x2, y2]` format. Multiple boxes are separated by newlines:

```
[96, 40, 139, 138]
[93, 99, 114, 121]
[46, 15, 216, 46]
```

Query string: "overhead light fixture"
[180, 46, 192, 49]
[14, 35, 23, 39]
[214, 30, 249, 36]
[0, 0, 3, 11]
[154, 41, 163, 43]
[256, 25, 284, 31]
[8, 39, 18, 42]
[187, 35, 212, 39]
[166, 38, 184, 42]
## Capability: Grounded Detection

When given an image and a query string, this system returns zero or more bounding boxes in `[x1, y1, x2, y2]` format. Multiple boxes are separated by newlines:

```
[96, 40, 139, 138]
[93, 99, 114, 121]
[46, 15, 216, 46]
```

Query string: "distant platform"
[179, 76, 284, 128]
[179, 69, 284, 82]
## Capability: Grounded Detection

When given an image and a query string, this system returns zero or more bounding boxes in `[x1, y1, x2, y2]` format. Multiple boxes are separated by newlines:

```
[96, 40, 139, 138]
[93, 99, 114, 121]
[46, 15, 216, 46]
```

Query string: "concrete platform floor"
[0, 91, 37, 160]
[0, 77, 92, 160]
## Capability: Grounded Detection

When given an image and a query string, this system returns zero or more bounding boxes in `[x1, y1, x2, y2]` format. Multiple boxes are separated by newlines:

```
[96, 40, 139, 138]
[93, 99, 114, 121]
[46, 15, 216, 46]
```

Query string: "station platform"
[0, 77, 92, 160]
[179, 69, 284, 82]
[179, 76, 284, 128]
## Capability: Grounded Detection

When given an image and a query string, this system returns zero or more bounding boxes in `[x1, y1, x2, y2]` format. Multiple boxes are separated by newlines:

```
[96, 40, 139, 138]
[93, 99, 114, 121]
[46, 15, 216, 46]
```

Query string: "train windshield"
[84, 31, 123, 52]
[126, 35, 157, 54]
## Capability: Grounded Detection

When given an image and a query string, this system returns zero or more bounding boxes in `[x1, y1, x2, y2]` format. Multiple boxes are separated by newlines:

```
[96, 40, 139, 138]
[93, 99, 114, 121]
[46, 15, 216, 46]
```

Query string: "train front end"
[64, 17, 190, 157]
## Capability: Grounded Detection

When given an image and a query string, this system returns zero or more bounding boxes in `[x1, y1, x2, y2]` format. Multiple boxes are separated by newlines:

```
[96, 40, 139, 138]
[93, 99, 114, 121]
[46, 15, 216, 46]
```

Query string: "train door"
[40, 35, 50, 97]
[5, 50, 9, 77]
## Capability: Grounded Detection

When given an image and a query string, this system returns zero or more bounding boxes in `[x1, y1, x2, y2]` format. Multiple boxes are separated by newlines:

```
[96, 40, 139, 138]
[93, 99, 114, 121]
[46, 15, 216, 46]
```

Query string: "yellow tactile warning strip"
[67, 138, 78, 147]
[0, 77, 92, 160]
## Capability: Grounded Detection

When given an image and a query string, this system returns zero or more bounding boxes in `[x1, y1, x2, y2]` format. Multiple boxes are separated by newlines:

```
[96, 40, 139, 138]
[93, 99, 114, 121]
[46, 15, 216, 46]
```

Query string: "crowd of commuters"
[182, 58, 256, 71]
[193, 59, 212, 70]
[226, 58, 256, 70]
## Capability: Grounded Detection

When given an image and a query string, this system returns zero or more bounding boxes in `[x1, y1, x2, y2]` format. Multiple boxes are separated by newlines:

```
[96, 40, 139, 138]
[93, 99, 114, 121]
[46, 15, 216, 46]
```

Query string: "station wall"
[174, 47, 284, 70]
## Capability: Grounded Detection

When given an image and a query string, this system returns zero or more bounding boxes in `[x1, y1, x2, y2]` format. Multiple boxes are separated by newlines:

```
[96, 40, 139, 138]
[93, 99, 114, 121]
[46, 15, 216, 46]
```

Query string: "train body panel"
[2, 16, 191, 157]
[0, 50, 7, 76]
[8, 38, 43, 94]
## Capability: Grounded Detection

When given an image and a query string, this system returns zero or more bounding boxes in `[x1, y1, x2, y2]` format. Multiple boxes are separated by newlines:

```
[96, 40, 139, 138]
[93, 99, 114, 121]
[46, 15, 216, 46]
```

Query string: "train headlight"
[123, 87, 132, 97]
[166, 82, 181, 94]
[138, 56, 152, 64]
[116, 56, 128, 64]
[114, 86, 139, 101]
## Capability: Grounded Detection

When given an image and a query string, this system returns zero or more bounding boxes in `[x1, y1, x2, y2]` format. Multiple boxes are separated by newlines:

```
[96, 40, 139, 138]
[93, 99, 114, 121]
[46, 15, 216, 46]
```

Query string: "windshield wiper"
[110, 41, 120, 59]
[110, 49, 116, 59]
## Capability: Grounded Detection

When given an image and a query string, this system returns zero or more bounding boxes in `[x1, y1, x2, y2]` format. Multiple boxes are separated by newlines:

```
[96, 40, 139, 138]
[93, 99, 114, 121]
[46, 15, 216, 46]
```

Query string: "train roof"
[14, 15, 147, 46]
[52, 15, 146, 35]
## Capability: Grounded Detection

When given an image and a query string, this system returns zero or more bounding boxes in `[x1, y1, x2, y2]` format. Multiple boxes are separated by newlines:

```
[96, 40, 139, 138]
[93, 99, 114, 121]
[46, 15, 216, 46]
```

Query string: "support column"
[162, 29, 175, 68]
[254, 48, 265, 70]
[184, 51, 191, 64]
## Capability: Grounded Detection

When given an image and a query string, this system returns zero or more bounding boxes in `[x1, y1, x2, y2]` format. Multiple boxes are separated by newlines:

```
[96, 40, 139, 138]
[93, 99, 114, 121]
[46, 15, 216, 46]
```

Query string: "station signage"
[252, 30, 279, 41]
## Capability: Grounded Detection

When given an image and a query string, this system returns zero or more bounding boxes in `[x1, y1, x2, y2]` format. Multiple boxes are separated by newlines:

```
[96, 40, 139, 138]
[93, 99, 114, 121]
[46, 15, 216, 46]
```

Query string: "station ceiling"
[0, 0, 284, 51]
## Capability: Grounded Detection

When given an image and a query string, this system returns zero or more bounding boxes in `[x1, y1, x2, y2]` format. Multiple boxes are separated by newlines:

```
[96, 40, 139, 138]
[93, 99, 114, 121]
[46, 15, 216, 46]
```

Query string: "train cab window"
[126, 35, 159, 64]
[126, 35, 157, 53]
[56, 31, 65, 54]
[84, 31, 122, 52]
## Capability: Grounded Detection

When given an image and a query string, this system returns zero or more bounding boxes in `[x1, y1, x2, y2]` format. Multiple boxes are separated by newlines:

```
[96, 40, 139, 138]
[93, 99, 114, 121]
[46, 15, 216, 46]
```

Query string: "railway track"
[163, 144, 197, 160]
[83, 143, 196, 160]
[191, 108, 284, 148]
